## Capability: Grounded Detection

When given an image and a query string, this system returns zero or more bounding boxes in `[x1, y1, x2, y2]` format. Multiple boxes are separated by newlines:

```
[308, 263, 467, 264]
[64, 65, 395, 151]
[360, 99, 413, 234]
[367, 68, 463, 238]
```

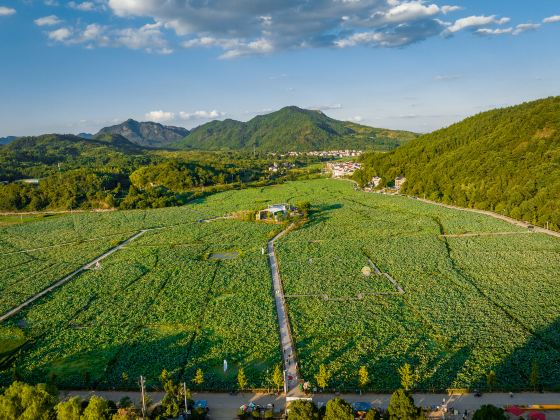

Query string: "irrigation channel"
[267, 224, 304, 397]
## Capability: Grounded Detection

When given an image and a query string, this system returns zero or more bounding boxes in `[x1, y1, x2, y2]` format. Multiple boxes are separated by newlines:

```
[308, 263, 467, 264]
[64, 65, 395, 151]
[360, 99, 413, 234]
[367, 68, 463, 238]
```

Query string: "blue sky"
[1, 0, 559, 136]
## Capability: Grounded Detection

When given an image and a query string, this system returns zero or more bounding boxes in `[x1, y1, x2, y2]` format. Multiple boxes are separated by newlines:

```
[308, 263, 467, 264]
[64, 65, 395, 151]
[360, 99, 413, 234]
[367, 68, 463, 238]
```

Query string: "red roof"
[506, 406, 524, 416]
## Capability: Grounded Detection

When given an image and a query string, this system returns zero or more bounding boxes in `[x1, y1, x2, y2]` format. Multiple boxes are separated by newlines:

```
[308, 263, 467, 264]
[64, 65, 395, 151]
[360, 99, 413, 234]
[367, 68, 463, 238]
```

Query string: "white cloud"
[179, 110, 226, 120]
[543, 15, 560, 24]
[447, 15, 510, 33]
[34, 15, 62, 26]
[476, 27, 512, 36]
[182, 36, 273, 59]
[68, 1, 96, 11]
[308, 104, 342, 111]
[512, 23, 540, 35]
[115, 22, 171, 53]
[476, 23, 540, 36]
[45, 21, 171, 53]
[107, 0, 459, 57]
[353, 115, 364, 122]
[441, 5, 462, 14]
[381, 2, 441, 23]
[0, 6, 16, 16]
[48, 27, 72, 41]
[145, 110, 175, 122]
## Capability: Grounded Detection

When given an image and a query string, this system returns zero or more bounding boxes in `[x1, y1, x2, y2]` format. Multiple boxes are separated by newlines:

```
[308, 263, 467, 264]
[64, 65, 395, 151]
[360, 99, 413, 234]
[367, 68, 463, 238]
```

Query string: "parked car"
[352, 401, 373, 418]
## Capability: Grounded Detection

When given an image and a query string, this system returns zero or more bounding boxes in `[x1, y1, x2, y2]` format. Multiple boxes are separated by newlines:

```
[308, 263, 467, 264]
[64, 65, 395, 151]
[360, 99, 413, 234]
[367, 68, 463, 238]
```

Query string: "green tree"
[397, 363, 415, 392]
[358, 365, 369, 390]
[387, 389, 422, 420]
[160, 373, 181, 418]
[287, 400, 316, 420]
[324, 398, 354, 420]
[120, 372, 129, 386]
[112, 407, 136, 420]
[55, 396, 83, 420]
[486, 370, 497, 391]
[238, 367, 248, 392]
[0, 381, 57, 420]
[364, 409, 382, 420]
[81, 396, 110, 420]
[159, 368, 170, 385]
[272, 364, 284, 393]
[530, 360, 539, 391]
[315, 364, 331, 390]
[472, 405, 507, 420]
[193, 368, 205, 386]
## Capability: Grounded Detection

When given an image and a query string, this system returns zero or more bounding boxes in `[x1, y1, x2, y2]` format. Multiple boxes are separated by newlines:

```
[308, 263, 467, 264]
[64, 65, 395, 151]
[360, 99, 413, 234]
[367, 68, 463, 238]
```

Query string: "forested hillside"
[175, 106, 417, 151]
[0, 134, 323, 211]
[355, 96, 560, 229]
[95, 119, 189, 148]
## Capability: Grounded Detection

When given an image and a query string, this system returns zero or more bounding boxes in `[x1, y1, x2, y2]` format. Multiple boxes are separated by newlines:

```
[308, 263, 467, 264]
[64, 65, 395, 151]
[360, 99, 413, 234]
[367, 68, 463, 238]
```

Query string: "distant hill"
[77, 132, 93, 139]
[174, 106, 417, 151]
[0, 133, 145, 181]
[0, 136, 16, 145]
[95, 119, 189, 148]
[356, 96, 560, 229]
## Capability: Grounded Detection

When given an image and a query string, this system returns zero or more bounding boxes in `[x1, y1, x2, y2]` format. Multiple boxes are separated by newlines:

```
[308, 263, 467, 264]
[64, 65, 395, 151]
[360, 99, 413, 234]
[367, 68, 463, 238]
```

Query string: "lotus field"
[1, 178, 559, 391]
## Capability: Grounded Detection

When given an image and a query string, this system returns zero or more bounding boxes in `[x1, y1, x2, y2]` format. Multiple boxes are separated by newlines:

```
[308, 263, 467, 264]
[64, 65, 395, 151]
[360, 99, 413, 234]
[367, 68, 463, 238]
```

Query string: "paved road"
[60, 390, 560, 419]
[267, 224, 302, 396]
[0, 230, 148, 323]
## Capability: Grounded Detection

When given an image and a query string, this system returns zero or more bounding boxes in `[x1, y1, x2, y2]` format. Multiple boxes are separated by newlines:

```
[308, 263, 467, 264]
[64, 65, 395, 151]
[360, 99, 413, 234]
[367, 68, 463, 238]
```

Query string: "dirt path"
[267, 224, 302, 397]
[0, 230, 148, 323]
[414, 197, 560, 239]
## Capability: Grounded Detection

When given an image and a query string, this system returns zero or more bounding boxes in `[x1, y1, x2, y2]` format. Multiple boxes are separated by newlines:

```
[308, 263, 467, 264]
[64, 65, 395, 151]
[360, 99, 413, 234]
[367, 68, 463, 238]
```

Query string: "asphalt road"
[60, 390, 560, 419]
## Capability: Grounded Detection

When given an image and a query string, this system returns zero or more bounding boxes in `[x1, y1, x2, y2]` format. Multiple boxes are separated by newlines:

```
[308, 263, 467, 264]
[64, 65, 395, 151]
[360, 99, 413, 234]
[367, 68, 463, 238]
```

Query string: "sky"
[0, 0, 559, 137]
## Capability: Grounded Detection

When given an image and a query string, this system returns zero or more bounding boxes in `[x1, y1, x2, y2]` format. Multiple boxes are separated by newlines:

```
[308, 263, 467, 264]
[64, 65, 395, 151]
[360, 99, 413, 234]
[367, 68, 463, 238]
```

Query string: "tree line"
[354, 96, 560, 231]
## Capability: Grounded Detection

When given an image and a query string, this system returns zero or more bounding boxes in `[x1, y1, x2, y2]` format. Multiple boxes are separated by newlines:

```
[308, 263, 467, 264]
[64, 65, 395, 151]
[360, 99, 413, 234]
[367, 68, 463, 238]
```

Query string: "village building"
[327, 161, 362, 178]
[369, 176, 382, 188]
[395, 176, 406, 190]
[256, 204, 297, 221]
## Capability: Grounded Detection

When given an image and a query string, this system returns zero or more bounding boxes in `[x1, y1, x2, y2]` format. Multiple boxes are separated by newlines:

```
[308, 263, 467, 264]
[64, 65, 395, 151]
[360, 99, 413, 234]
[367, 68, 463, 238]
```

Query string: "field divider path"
[412, 197, 560, 238]
[267, 223, 303, 397]
[367, 258, 404, 294]
[0, 230, 148, 323]
[0, 214, 235, 323]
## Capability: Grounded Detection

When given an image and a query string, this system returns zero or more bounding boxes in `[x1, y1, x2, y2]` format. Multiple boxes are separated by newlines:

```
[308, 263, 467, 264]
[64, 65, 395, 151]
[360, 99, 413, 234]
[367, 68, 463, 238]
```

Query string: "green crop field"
[1, 178, 559, 392]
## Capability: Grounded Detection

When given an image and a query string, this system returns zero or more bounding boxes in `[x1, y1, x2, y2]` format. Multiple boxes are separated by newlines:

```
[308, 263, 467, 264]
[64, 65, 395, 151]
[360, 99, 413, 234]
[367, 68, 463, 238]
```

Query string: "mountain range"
[87, 106, 416, 152]
[173, 106, 417, 151]
[95, 119, 190, 148]
[357, 96, 560, 229]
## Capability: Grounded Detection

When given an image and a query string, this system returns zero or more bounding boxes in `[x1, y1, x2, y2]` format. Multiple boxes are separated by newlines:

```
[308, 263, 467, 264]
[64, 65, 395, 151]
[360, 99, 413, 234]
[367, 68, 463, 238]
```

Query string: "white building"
[370, 176, 382, 187]
[395, 176, 406, 190]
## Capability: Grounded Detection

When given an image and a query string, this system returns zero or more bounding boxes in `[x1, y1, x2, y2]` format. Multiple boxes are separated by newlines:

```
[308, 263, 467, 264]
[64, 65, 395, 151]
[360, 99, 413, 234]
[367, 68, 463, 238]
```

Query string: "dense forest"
[354, 96, 560, 230]
[0, 134, 323, 211]
[174, 106, 417, 151]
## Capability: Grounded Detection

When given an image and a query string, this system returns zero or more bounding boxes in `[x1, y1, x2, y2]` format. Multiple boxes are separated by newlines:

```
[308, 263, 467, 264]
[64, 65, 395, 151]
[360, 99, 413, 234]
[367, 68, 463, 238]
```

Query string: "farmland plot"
[0, 219, 280, 389]
[1, 178, 559, 392]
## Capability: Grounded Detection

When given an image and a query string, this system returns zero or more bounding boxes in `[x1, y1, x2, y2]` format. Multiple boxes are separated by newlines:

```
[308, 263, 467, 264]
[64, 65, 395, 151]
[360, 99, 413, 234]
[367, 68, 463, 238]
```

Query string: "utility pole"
[140, 375, 147, 419]
[183, 382, 188, 415]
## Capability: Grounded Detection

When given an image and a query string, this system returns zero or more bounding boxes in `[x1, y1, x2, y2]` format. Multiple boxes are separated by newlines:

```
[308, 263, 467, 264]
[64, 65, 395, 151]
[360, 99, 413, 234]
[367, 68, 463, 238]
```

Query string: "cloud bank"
[36, 0, 552, 57]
